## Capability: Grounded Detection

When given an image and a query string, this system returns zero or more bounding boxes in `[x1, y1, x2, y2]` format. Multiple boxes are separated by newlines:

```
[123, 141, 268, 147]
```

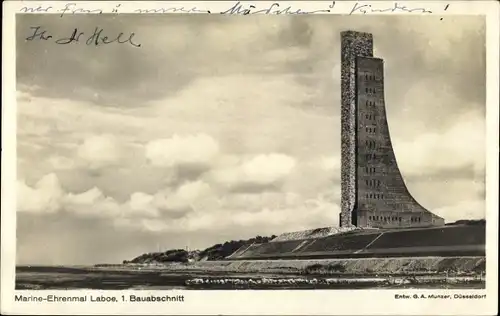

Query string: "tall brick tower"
[339, 31, 444, 229]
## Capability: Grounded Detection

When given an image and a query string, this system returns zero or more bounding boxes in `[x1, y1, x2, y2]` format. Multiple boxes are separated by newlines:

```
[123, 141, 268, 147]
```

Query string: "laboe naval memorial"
[227, 31, 484, 261]
[339, 30, 444, 229]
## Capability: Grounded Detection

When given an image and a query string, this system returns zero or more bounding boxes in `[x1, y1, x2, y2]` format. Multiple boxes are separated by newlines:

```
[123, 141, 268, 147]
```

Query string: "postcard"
[1, 1, 499, 315]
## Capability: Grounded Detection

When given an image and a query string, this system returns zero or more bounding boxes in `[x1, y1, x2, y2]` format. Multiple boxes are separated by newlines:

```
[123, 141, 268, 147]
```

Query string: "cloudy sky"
[16, 14, 485, 265]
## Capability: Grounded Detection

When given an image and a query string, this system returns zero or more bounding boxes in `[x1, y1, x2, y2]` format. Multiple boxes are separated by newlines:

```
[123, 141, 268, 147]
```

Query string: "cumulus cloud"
[145, 134, 220, 176]
[18, 174, 142, 219]
[319, 156, 341, 172]
[115, 191, 338, 234]
[17, 172, 339, 235]
[65, 187, 121, 218]
[211, 154, 296, 193]
[48, 155, 77, 170]
[17, 174, 64, 214]
[433, 200, 486, 223]
[123, 181, 215, 219]
[242, 154, 297, 184]
[77, 134, 123, 169]
[162, 180, 213, 212]
[17, 117, 51, 136]
[394, 110, 485, 178]
[283, 157, 341, 198]
[18, 175, 121, 218]
[17, 174, 220, 228]
[127, 192, 159, 218]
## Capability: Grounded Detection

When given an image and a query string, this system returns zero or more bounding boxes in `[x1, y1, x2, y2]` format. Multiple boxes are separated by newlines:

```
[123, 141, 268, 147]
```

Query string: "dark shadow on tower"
[339, 30, 445, 229]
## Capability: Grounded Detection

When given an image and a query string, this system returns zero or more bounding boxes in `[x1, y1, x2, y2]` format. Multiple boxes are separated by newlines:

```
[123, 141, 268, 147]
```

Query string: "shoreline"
[16, 256, 486, 289]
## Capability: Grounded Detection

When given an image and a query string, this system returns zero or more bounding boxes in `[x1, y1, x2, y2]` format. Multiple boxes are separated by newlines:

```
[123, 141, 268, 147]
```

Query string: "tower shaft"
[340, 31, 444, 228]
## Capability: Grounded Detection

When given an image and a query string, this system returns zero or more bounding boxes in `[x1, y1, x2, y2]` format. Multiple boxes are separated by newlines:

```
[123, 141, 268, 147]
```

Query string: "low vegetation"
[445, 219, 485, 226]
[124, 235, 277, 264]
[304, 263, 346, 274]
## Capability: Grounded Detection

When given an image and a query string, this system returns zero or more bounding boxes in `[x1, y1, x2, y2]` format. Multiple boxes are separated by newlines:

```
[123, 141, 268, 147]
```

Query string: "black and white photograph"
[2, 1, 499, 315]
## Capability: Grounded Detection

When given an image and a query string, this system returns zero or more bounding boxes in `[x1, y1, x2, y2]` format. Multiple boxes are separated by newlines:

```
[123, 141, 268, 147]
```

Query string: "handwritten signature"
[25, 26, 141, 48]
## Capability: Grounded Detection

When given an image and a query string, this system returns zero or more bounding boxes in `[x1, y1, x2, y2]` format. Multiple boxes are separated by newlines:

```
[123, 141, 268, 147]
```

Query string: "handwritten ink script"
[20, 1, 443, 49]
[349, 2, 433, 14]
[19, 2, 336, 16]
[219, 1, 335, 15]
[25, 26, 142, 48]
[18, 1, 441, 16]
[133, 7, 211, 14]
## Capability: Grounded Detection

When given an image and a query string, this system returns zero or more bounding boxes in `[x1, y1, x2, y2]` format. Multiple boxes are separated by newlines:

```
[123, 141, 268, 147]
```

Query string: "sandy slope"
[113, 256, 485, 276]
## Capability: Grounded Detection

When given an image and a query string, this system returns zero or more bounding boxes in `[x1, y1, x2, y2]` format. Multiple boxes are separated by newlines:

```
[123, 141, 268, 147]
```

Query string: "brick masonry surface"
[340, 31, 444, 229]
